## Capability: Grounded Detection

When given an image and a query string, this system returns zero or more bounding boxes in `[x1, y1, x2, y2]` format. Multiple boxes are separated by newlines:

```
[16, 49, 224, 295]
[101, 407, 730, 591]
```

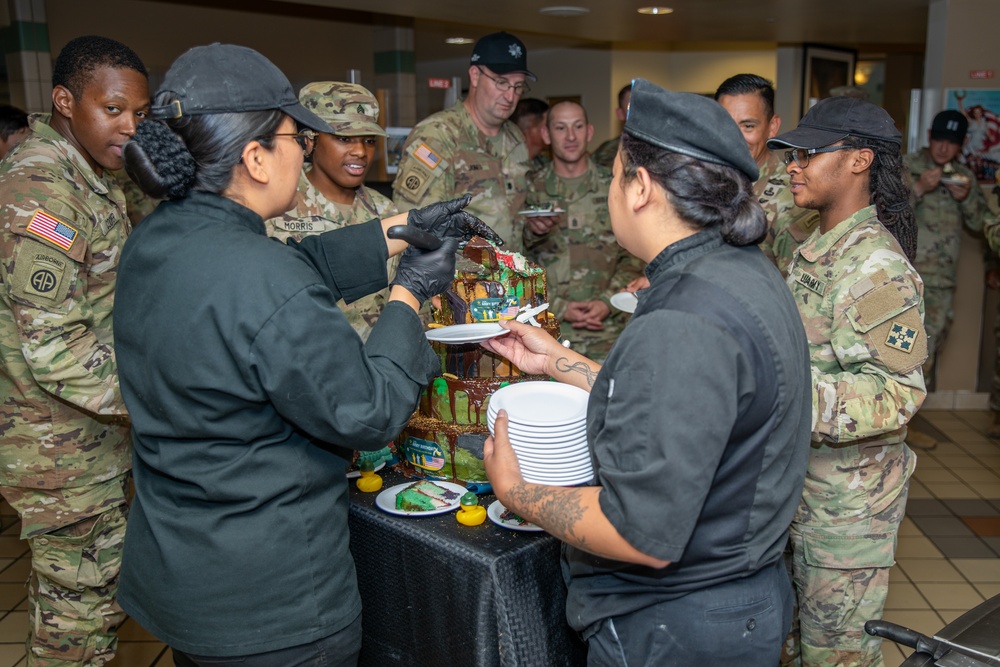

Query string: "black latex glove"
[406, 194, 505, 246]
[391, 237, 460, 304]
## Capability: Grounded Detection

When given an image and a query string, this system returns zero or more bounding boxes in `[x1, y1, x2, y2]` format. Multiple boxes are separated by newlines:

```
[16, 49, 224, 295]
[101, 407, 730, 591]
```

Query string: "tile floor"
[0, 410, 997, 666]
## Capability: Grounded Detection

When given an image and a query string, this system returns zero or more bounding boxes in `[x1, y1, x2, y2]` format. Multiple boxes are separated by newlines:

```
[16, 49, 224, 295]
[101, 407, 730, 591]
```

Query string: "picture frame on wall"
[944, 88, 1000, 183]
[383, 127, 411, 175]
[802, 44, 858, 115]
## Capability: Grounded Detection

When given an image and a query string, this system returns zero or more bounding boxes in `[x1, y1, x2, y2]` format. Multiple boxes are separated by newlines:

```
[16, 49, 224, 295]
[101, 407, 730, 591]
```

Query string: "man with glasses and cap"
[393, 31, 533, 250]
[767, 97, 925, 667]
[905, 110, 996, 394]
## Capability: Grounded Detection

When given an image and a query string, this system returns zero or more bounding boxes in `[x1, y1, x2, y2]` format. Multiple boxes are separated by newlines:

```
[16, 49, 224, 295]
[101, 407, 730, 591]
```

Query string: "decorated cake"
[395, 237, 559, 485]
[395, 480, 461, 512]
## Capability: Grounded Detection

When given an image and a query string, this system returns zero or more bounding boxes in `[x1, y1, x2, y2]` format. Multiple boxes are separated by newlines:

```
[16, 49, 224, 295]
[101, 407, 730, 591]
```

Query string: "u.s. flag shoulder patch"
[26, 209, 78, 251]
[414, 143, 442, 170]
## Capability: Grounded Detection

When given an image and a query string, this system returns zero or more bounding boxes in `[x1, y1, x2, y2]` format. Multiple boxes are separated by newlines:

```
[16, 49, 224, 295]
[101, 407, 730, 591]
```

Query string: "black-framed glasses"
[262, 130, 317, 158]
[476, 66, 530, 96]
[782, 145, 853, 169]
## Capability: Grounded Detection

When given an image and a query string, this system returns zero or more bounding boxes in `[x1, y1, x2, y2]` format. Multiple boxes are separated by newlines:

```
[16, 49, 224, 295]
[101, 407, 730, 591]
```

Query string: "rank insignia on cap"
[885, 322, 918, 353]
[26, 210, 78, 251]
[508, 44, 523, 58]
[414, 143, 442, 170]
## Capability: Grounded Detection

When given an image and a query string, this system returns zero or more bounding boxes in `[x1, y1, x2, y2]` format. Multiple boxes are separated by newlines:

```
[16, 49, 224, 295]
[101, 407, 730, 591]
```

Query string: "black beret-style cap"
[767, 96, 901, 150]
[149, 43, 333, 134]
[624, 78, 759, 181]
[470, 32, 536, 81]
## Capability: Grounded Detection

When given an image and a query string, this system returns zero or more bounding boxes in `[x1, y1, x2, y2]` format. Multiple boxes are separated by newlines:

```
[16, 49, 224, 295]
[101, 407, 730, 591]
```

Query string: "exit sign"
[970, 70, 995, 79]
[428, 78, 451, 89]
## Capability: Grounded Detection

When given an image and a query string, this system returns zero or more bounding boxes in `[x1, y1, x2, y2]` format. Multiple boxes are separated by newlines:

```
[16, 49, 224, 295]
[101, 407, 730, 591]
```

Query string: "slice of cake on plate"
[395, 480, 461, 512]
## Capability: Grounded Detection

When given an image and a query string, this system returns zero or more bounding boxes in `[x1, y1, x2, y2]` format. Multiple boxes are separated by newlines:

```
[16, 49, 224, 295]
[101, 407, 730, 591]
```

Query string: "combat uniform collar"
[540, 155, 605, 198]
[798, 205, 878, 264]
[645, 229, 724, 281]
[27, 113, 115, 198]
[453, 100, 521, 155]
[757, 150, 786, 184]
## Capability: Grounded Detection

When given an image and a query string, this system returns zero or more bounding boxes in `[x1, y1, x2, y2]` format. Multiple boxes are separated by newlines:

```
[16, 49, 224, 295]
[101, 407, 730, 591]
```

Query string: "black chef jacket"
[113, 191, 438, 656]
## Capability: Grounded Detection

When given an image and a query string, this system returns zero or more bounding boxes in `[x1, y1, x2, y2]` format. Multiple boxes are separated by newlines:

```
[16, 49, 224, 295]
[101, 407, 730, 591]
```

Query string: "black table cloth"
[348, 469, 587, 667]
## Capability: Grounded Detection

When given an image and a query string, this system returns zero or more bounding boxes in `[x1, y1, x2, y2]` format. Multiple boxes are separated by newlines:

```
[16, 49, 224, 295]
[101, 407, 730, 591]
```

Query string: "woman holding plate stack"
[482, 78, 812, 666]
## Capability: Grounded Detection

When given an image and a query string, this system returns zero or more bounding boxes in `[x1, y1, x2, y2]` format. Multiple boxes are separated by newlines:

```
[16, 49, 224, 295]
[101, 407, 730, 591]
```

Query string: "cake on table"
[395, 237, 559, 486]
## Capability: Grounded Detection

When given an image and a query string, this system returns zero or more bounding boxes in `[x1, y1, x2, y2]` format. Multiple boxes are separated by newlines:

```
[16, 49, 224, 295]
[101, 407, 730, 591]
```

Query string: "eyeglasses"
[476, 66, 530, 96]
[262, 130, 317, 158]
[782, 145, 853, 169]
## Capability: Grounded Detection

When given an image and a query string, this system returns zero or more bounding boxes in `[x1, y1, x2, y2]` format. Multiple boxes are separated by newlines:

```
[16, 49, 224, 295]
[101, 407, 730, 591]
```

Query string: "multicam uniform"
[265, 171, 398, 342]
[785, 205, 926, 667]
[904, 149, 992, 381]
[591, 135, 620, 170]
[0, 115, 131, 665]
[522, 157, 643, 360]
[108, 169, 161, 225]
[392, 101, 530, 251]
[756, 150, 821, 277]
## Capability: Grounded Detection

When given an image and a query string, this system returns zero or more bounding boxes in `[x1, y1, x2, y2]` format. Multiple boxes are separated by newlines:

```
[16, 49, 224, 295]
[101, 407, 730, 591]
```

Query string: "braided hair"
[842, 135, 917, 261]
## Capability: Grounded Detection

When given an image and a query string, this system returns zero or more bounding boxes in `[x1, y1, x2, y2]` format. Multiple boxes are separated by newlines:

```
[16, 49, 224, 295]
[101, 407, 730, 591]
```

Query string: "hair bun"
[124, 120, 197, 199]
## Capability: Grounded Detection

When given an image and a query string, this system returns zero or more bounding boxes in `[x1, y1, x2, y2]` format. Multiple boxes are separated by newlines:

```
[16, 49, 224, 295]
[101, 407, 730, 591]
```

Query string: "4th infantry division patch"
[885, 321, 918, 353]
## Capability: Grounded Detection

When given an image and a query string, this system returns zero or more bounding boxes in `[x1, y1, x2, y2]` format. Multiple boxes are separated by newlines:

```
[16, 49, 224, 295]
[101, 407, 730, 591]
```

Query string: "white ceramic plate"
[375, 481, 467, 517]
[610, 291, 639, 314]
[513, 449, 591, 465]
[517, 208, 566, 217]
[426, 323, 509, 344]
[489, 383, 589, 427]
[488, 417, 587, 440]
[346, 460, 385, 480]
[487, 500, 544, 532]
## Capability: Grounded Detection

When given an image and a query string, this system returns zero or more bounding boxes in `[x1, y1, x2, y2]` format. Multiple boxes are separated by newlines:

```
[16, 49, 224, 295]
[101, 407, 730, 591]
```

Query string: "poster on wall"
[945, 88, 1000, 184]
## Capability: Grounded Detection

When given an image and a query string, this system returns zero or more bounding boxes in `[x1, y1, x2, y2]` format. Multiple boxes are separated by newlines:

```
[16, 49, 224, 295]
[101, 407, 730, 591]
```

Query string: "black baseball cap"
[624, 78, 759, 181]
[470, 32, 536, 81]
[767, 96, 901, 150]
[149, 43, 333, 134]
[930, 109, 968, 144]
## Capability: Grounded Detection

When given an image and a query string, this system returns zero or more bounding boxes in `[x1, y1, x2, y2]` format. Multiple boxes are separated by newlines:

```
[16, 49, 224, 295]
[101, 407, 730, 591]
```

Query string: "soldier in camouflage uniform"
[265, 82, 398, 343]
[904, 110, 996, 390]
[522, 101, 642, 361]
[768, 98, 926, 667]
[716, 74, 820, 277]
[0, 37, 149, 666]
[108, 169, 161, 225]
[591, 83, 632, 170]
[392, 32, 533, 251]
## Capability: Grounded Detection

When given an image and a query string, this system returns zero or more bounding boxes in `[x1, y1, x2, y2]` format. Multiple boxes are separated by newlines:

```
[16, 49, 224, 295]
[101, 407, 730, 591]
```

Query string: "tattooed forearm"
[506, 482, 587, 544]
[554, 357, 598, 387]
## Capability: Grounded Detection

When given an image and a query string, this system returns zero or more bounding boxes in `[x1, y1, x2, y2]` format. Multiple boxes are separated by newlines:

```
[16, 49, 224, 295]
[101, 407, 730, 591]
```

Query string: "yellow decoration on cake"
[456, 492, 486, 526]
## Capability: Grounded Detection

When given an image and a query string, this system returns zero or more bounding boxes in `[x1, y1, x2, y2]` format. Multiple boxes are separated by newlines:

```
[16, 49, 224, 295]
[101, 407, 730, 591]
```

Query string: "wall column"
[2, 0, 50, 112]
[372, 23, 416, 128]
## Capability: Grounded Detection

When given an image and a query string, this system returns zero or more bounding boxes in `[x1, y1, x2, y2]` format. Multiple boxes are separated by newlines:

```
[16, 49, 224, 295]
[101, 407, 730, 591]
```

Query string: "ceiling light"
[445, 37, 475, 45]
[637, 6, 674, 15]
[540, 6, 591, 17]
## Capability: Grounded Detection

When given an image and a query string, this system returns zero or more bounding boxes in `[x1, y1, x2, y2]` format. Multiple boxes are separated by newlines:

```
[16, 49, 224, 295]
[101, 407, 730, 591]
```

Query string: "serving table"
[348, 469, 587, 667]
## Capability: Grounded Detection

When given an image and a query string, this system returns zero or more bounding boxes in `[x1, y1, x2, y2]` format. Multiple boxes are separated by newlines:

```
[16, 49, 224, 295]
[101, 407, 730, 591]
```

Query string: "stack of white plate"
[486, 382, 593, 486]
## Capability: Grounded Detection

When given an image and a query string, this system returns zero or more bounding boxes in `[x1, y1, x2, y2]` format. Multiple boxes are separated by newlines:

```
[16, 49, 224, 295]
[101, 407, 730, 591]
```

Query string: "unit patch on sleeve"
[26, 209, 78, 252]
[10, 239, 75, 307]
[885, 322, 918, 353]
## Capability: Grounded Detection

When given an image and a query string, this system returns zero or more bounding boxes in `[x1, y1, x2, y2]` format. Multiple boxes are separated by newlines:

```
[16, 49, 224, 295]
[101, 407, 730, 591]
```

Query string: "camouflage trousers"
[921, 286, 954, 391]
[992, 299, 1000, 411]
[780, 482, 908, 667]
[1, 478, 129, 666]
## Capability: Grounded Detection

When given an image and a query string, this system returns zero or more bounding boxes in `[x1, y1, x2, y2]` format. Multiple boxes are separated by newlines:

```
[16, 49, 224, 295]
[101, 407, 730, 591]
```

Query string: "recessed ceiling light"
[540, 6, 591, 17]
[637, 6, 674, 15]
[445, 37, 475, 45]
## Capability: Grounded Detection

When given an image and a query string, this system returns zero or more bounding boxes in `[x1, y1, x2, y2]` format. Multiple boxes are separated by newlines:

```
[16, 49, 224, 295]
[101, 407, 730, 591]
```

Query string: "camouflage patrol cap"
[298, 82, 388, 137]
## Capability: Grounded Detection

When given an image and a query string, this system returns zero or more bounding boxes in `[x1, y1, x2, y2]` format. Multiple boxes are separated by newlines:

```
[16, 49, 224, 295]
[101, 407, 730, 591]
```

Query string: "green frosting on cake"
[395, 480, 459, 512]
